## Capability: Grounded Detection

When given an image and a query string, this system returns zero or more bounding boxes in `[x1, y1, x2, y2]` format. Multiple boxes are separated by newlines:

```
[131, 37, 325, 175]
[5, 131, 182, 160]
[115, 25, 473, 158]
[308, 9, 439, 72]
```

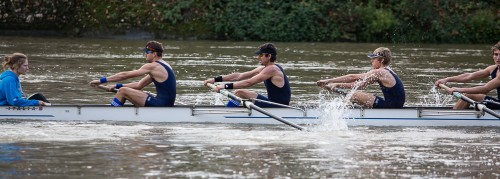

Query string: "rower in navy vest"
[204, 43, 291, 107]
[89, 41, 176, 107]
[317, 47, 406, 108]
[435, 41, 500, 109]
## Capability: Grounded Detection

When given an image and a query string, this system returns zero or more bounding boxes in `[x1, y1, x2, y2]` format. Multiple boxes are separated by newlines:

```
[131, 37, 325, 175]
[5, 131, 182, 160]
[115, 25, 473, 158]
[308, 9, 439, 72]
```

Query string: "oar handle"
[206, 83, 244, 104]
[206, 83, 217, 90]
[438, 84, 451, 91]
[439, 83, 450, 90]
[438, 83, 464, 99]
[96, 85, 118, 93]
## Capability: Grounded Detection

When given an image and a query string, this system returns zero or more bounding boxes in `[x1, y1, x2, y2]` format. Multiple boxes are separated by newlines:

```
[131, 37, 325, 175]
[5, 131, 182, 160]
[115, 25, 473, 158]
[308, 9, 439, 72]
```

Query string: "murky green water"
[0, 37, 498, 178]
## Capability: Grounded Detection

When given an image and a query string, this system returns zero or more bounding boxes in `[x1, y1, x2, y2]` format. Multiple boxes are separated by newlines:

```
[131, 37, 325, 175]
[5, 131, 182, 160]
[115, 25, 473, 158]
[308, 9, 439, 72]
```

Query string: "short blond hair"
[492, 41, 500, 54]
[372, 47, 392, 65]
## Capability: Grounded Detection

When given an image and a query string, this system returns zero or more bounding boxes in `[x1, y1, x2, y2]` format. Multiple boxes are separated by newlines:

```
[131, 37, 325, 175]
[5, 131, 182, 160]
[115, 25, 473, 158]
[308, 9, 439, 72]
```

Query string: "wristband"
[224, 83, 234, 89]
[100, 77, 108, 83]
[116, 83, 123, 89]
[214, 76, 223, 82]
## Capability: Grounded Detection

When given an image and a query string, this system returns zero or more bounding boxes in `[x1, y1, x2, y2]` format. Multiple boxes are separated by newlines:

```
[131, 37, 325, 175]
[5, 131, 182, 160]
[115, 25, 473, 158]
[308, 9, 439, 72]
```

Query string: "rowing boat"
[1, 105, 499, 127]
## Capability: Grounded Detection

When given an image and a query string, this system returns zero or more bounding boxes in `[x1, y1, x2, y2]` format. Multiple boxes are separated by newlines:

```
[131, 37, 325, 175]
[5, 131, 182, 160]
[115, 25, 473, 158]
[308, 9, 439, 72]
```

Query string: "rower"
[435, 41, 500, 109]
[316, 47, 405, 108]
[203, 43, 291, 108]
[89, 41, 176, 107]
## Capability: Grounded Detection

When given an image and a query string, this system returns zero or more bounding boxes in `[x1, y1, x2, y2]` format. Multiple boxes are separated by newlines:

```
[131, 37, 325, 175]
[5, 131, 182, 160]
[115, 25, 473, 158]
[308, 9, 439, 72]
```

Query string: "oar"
[333, 88, 348, 96]
[439, 84, 500, 119]
[94, 85, 188, 105]
[96, 85, 118, 93]
[206, 83, 305, 131]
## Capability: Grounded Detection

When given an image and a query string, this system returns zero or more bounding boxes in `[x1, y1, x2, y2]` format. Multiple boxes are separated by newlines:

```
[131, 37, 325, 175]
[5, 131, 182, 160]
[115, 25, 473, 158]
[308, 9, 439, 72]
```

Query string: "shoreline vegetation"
[0, 0, 498, 43]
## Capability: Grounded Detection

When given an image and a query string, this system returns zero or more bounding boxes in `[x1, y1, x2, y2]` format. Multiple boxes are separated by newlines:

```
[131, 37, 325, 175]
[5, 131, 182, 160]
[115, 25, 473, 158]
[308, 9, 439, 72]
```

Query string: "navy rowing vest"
[490, 66, 500, 99]
[264, 64, 291, 105]
[153, 61, 176, 106]
[377, 68, 405, 107]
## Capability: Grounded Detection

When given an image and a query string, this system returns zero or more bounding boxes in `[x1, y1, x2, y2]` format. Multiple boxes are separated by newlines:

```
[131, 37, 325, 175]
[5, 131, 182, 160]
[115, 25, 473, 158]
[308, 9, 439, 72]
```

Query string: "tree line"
[0, 0, 498, 43]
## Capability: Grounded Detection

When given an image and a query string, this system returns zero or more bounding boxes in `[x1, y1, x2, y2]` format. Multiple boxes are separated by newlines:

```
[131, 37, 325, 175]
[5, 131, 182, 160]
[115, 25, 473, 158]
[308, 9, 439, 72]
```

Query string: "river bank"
[1, 1, 498, 43]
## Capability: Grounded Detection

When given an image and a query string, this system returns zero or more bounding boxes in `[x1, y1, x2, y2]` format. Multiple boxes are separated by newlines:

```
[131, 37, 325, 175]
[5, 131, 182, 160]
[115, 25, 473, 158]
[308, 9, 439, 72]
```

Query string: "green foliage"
[466, 10, 497, 43]
[0, 0, 78, 31]
[0, 0, 498, 43]
[207, 0, 335, 41]
[351, 0, 398, 42]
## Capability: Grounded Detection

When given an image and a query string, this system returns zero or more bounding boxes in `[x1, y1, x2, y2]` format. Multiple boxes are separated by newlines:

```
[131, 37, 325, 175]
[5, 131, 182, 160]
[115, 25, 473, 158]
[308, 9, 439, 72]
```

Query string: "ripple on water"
[0, 121, 153, 142]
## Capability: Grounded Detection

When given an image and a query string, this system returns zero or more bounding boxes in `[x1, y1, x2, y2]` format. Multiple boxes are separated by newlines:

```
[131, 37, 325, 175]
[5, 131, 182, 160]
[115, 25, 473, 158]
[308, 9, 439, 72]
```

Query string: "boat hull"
[1, 105, 499, 127]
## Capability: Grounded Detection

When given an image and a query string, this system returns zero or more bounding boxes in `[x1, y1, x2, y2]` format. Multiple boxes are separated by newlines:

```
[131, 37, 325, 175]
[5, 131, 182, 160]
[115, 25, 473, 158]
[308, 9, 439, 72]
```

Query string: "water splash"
[313, 90, 349, 131]
[212, 93, 225, 105]
[312, 72, 376, 131]
[418, 85, 454, 107]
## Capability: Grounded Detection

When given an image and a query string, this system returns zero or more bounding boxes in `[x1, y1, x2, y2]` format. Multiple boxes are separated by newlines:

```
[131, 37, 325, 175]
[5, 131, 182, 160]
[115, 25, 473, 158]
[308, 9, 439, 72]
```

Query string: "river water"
[0, 37, 499, 178]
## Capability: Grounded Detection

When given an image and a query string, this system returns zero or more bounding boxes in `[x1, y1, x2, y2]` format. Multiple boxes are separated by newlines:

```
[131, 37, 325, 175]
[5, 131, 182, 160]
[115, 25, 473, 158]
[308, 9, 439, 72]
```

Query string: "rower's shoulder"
[264, 64, 282, 70]
[143, 60, 168, 68]
[262, 64, 284, 74]
[484, 65, 498, 71]
[370, 67, 389, 74]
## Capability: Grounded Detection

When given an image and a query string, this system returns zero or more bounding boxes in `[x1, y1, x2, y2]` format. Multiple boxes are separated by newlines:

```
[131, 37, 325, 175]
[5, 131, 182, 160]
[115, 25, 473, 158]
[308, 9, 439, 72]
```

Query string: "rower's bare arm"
[106, 64, 153, 82]
[339, 71, 379, 89]
[125, 75, 153, 89]
[436, 65, 495, 85]
[135, 76, 154, 89]
[457, 75, 500, 94]
[234, 67, 273, 88]
[319, 71, 373, 89]
[90, 64, 154, 87]
[317, 73, 365, 87]
[206, 67, 263, 85]
[226, 67, 263, 81]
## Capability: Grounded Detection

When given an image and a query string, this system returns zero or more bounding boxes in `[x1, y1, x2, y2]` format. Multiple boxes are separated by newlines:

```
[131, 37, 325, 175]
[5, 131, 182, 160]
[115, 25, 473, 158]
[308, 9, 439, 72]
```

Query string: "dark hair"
[146, 41, 164, 57]
[492, 41, 500, 54]
[257, 43, 277, 62]
[2, 53, 27, 70]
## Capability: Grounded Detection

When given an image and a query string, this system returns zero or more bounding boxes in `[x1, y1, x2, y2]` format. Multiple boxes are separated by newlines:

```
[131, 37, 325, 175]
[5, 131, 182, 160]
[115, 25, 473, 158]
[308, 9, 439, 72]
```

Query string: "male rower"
[203, 43, 291, 107]
[316, 47, 405, 108]
[435, 41, 500, 109]
[89, 41, 176, 107]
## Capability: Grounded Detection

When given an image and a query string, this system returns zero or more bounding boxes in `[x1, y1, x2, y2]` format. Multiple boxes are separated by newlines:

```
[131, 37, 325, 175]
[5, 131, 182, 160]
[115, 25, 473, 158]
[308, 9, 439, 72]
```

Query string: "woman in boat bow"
[0, 53, 50, 106]
[316, 47, 405, 108]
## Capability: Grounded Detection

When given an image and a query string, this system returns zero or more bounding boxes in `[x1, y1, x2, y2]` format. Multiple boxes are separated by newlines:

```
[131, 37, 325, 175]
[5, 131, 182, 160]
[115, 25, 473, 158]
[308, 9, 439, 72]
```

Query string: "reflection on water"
[0, 37, 498, 178]
[0, 121, 498, 178]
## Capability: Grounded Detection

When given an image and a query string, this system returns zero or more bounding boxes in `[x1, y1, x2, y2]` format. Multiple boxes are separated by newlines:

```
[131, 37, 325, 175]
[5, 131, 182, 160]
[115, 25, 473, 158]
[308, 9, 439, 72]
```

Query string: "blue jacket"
[0, 70, 39, 106]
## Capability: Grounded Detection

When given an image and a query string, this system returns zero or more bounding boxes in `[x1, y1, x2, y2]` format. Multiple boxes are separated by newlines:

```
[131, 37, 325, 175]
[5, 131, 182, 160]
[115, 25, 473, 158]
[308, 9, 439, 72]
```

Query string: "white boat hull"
[1, 105, 499, 127]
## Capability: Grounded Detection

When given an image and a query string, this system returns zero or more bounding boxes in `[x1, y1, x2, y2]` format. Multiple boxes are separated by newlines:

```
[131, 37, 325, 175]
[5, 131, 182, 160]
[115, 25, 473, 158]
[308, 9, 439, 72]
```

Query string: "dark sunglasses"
[143, 46, 156, 54]
[144, 49, 153, 54]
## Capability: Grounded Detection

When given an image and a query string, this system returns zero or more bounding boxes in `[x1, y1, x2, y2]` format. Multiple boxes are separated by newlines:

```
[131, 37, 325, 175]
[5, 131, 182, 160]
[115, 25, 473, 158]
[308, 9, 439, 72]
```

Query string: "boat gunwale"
[9, 104, 462, 110]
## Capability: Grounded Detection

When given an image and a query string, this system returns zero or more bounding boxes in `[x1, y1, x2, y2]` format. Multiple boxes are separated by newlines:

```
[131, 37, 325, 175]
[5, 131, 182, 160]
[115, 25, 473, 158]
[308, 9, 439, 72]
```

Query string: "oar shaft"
[206, 83, 305, 130]
[248, 103, 305, 130]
